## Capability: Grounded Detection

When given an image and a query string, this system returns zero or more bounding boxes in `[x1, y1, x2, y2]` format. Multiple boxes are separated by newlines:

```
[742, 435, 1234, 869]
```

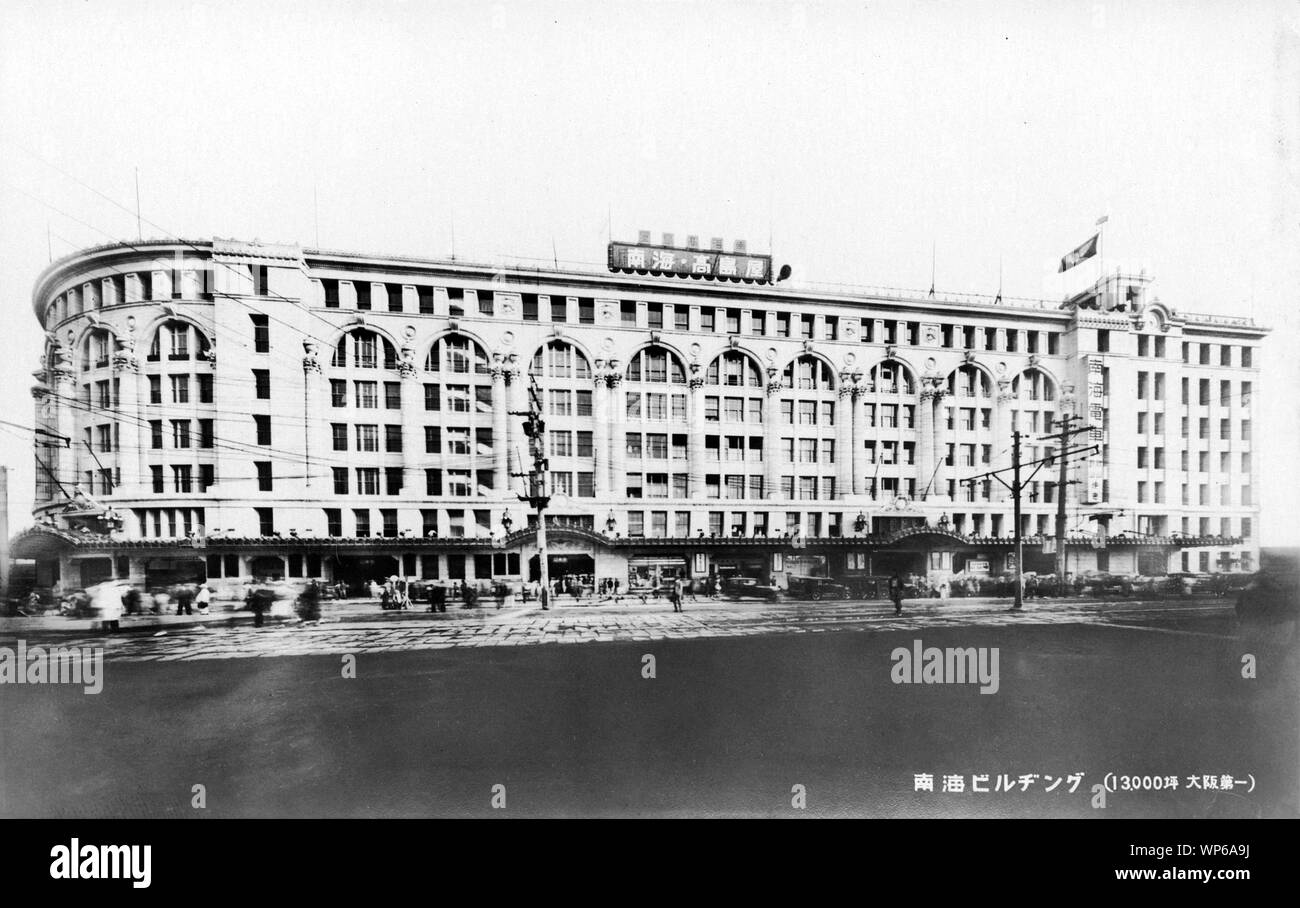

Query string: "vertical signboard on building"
[1083, 355, 1106, 503]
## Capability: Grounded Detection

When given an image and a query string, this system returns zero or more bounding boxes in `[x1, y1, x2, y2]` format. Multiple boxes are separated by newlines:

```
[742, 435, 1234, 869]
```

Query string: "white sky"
[1, 0, 1297, 544]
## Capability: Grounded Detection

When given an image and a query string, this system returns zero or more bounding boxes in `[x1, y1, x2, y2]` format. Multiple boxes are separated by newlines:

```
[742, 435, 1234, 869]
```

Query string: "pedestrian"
[176, 583, 194, 616]
[195, 584, 212, 615]
[672, 578, 684, 613]
[888, 571, 905, 616]
[94, 581, 124, 632]
[494, 583, 506, 610]
[250, 583, 269, 627]
[296, 580, 321, 621]
[123, 586, 142, 616]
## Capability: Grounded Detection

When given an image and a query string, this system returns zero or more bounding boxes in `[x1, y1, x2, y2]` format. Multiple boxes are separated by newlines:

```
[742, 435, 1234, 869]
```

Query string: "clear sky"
[1, 0, 1297, 543]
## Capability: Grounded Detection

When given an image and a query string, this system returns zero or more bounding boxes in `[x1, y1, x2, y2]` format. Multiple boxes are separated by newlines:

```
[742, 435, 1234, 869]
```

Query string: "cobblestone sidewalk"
[0, 596, 1235, 663]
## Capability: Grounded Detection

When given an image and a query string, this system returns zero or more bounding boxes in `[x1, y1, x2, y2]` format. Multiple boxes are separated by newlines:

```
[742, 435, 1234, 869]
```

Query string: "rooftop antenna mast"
[928, 241, 936, 298]
[995, 255, 1003, 304]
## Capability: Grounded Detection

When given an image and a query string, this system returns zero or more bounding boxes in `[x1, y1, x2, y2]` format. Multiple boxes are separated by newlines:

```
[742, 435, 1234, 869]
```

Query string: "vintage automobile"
[785, 576, 853, 601]
[720, 576, 782, 601]
[1236, 569, 1299, 633]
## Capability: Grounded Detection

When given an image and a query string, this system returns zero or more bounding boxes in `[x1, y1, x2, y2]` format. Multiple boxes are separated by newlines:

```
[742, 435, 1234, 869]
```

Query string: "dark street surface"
[2, 603, 1296, 818]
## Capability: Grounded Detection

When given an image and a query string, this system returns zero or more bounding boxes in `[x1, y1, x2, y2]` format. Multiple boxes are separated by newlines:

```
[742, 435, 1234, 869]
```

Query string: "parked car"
[786, 576, 852, 601]
[1236, 570, 1299, 630]
[720, 577, 781, 601]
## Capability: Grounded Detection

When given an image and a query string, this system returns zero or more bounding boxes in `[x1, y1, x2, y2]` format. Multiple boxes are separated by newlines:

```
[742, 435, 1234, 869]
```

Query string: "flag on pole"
[1058, 234, 1099, 272]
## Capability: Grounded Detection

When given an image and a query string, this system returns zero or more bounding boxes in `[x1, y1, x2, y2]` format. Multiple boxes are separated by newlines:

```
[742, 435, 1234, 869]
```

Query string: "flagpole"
[1096, 215, 1108, 304]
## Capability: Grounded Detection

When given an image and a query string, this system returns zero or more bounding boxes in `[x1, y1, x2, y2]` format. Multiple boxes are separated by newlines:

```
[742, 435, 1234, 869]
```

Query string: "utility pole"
[961, 428, 1098, 612]
[1012, 430, 1022, 610]
[1043, 415, 1089, 596]
[0, 467, 9, 604]
[511, 376, 550, 610]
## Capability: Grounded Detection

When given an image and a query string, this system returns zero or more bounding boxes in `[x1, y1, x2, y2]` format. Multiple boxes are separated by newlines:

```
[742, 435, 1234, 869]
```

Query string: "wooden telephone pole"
[961, 428, 1098, 611]
[510, 376, 551, 610]
[1042, 415, 1091, 596]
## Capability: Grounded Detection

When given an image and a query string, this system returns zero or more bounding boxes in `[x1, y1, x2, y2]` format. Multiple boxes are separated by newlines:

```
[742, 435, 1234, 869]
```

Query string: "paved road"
[4, 594, 1294, 819]
[0, 596, 1243, 663]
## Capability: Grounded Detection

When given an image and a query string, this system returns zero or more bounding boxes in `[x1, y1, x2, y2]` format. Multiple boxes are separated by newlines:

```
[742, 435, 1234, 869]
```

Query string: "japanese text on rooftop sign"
[608, 242, 771, 282]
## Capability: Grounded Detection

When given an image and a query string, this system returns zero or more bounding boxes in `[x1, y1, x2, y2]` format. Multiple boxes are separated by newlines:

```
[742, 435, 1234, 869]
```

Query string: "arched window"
[705, 350, 762, 387]
[331, 329, 398, 370]
[424, 334, 489, 374]
[82, 328, 113, 371]
[626, 346, 686, 384]
[782, 355, 836, 390]
[1012, 369, 1056, 402]
[146, 320, 210, 364]
[530, 340, 592, 379]
[948, 364, 992, 399]
[868, 361, 915, 395]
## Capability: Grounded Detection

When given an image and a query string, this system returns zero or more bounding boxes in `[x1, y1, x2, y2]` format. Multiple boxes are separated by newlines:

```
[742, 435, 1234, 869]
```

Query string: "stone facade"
[21, 237, 1266, 593]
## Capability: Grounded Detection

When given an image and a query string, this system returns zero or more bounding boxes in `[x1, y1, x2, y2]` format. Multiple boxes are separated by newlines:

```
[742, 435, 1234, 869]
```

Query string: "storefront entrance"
[77, 557, 114, 589]
[529, 553, 596, 583]
[627, 556, 688, 592]
[142, 556, 206, 589]
[331, 554, 400, 592]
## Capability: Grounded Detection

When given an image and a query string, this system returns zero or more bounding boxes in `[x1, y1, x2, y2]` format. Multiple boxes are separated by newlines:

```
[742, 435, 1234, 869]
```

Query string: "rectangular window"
[255, 461, 272, 492]
[194, 373, 212, 404]
[384, 381, 401, 409]
[254, 415, 271, 445]
[424, 384, 440, 411]
[251, 314, 269, 353]
[356, 468, 380, 495]
[354, 509, 371, 537]
[385, 424, 403, 453]
[385, 467, 403, 495]
[170, 374, 189, 404]
[332, 467, 348, 494]
[253, 369, 270, 399]
[256, 507, 274, 536]
[356, 424, 378, 452]
[172, 419, 192, 449]
[355, 381, 378, 409]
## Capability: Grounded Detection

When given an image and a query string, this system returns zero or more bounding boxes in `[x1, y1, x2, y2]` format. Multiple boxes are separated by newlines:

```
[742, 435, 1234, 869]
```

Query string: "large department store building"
[12, 234, 1265, 596]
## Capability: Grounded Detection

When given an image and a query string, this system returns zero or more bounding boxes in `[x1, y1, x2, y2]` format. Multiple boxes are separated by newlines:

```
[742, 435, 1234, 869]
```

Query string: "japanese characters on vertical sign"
[608, 242, 772, 283]
[1083, 355, 1106, 504]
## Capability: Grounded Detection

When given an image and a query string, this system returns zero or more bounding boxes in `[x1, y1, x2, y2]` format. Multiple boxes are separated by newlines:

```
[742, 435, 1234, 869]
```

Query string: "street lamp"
[501, 511, 514, 534]
[854, 512, 868, 534]
[605, 510, 617, 534]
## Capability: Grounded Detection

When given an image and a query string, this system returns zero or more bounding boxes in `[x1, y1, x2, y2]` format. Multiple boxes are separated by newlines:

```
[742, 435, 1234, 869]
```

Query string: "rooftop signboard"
[608, 239, 772, 284]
